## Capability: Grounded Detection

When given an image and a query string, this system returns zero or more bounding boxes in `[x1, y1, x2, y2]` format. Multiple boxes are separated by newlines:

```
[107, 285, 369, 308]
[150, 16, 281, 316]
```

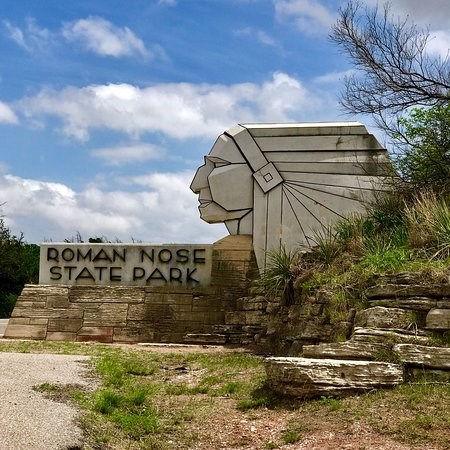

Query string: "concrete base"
[0, 319, 8, 337]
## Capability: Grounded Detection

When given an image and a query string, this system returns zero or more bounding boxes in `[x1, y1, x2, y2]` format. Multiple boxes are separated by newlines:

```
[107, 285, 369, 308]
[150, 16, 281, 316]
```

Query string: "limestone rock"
[265, 357, 403, 398]
[426, 309, 450, 331]
[393, 344, 450, 369]
[352, 327, 431, 344]
[369, 297, 438, 311]
[354, 306, 414, 329]
[302, 341, 388, 360]
[366, 284, 450, 299]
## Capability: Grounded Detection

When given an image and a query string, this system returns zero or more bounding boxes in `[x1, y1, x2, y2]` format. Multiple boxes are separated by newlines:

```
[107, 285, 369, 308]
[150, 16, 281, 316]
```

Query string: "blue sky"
[0, 0, 448, 244]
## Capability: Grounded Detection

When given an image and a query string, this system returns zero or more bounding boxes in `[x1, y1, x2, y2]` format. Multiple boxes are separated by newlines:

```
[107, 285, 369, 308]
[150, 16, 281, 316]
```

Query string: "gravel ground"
[0, 352, 92, 450]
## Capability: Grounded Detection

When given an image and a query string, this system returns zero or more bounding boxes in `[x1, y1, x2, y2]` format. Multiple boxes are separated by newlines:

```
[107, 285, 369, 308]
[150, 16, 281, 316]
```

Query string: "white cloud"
[90, 143, 166, 166]
[62, 16, 149, 58]
[314, 69, 355, 84]
[234, 27, 278, 47]
[426, 30, 450, 59]
[16, 72, 332, 141]
[0, 172, 225, 244]
[362, 0, 450, 29]
[3, 17, 52, 53]
[274, 0, 336, 35]
[0, 101, 18, 124]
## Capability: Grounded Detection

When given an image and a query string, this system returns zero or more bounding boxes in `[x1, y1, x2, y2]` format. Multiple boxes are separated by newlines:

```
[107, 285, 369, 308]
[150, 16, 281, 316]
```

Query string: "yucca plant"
[257, 245, 299, 305]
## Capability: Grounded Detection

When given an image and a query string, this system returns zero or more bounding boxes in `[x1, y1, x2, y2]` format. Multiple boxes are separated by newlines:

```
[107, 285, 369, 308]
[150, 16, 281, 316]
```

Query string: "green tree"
[0, 219, 39, 317]
[394, 104, 450, 193]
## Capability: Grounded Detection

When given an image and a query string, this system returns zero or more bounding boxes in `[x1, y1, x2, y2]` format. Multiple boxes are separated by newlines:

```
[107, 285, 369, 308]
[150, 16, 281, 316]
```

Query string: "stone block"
[4, 324, 47, 340]
[354, 307, 415, 329]
[11, 307, 83, 319]
[47, 295, 70, 308]
[183, 333, 227, 344]
[46, 332, 76, 341]
[225, 311, 246, 325]
[69, 286, 145, 303]
[426, 309, 450, 330]
[84, 303, 128, 327]
[76, 327, 113, 343]
[48, 319, 83, 333]
[393, 343, 450, 369]
[8, 318, 48, 325]
[113, 326, 155, 343]
[265, 357, 403, 398]
[127, 303, 174, 322]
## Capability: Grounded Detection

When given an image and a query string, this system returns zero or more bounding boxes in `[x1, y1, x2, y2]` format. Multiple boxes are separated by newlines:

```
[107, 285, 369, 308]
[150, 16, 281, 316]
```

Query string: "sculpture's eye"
[206, 156, 229, 168]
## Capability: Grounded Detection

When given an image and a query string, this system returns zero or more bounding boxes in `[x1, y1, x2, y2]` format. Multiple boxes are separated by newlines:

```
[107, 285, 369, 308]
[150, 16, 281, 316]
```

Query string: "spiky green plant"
[257, 245, 299, 302]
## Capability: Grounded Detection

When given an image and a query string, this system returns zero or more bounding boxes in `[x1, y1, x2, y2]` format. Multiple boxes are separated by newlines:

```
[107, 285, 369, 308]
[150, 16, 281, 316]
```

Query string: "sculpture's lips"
[199, 200, 211, 207]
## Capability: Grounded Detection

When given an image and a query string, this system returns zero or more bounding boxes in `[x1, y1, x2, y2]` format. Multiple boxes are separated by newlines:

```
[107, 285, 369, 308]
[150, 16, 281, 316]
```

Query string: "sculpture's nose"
[190, 158, 213, 193]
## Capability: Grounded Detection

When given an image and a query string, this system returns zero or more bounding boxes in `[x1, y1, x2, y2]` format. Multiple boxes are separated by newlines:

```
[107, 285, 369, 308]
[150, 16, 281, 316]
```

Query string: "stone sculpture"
[191, 122, 392, 268]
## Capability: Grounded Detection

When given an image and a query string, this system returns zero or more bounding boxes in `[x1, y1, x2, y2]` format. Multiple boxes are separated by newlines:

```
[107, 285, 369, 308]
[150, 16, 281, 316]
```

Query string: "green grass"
[3, 341, 450, 448]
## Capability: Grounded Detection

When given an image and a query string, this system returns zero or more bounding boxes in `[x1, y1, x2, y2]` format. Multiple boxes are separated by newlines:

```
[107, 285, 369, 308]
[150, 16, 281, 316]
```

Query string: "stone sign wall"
[5, 236, 257, 343]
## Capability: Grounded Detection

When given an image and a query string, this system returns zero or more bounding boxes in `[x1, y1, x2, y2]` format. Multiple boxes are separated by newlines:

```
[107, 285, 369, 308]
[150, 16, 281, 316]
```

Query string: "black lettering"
[176, 248, 189, 263]
[94, 266, 107, 281]
[62, 248, 75, 262]
[158, 249, 172, 263]
[64, 266, 77, 280]
[49, 266, 62, 280]
[93, 249, 113, 263]
[193, 249, 206, 264]
[141, 249, 154, 263]
[169, 268, 182, 283]
[133, 267, 145, 280]
[47, 247, 59, 262]
[187, 267, 199, 283]
[75, 267, 95, 281]
[77, 248, 92, 262]
[113, 249, 126, 262]
[109, 267, 122, 282]
[146, 268, 167, 283]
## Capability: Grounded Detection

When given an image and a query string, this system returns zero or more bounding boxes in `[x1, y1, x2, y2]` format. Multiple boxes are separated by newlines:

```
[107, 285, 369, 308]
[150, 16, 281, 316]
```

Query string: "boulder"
[265, 357, 403, 398]
[426, 309, 450, 331]
[354, 306, 414, 329]
[393, 343, 450, 370]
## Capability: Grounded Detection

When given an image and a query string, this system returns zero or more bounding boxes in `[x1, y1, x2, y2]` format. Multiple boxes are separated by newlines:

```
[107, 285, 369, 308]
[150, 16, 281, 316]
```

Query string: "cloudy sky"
[0, 0, 448, 244]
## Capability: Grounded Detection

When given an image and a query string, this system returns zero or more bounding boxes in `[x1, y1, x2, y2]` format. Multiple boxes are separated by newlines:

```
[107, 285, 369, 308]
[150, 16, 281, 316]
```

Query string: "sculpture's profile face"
[190, 134, 253, 225]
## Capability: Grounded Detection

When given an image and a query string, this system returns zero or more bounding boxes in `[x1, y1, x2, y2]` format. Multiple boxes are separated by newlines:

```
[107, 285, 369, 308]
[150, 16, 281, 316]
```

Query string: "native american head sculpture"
[191, 122, 391, 268]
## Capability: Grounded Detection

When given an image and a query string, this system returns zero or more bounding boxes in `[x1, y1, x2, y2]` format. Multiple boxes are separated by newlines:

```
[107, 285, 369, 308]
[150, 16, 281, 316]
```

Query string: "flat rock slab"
[352, 327, 431, 344]
[265, 357, 403, 398]
[393, 343, 450, 369]
[0, 352, 92, 450]
[302, 341, 388, 360]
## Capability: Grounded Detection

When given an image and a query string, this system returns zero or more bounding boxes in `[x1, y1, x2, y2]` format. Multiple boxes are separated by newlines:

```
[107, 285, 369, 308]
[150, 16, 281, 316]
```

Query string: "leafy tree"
[330, 1, 450, 137]
[0, 219, 39, 317]
[394, 103, 450, 193]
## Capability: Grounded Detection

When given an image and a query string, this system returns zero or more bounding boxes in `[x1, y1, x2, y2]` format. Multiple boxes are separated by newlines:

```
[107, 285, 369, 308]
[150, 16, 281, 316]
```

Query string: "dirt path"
[0, 352, 92, 450]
